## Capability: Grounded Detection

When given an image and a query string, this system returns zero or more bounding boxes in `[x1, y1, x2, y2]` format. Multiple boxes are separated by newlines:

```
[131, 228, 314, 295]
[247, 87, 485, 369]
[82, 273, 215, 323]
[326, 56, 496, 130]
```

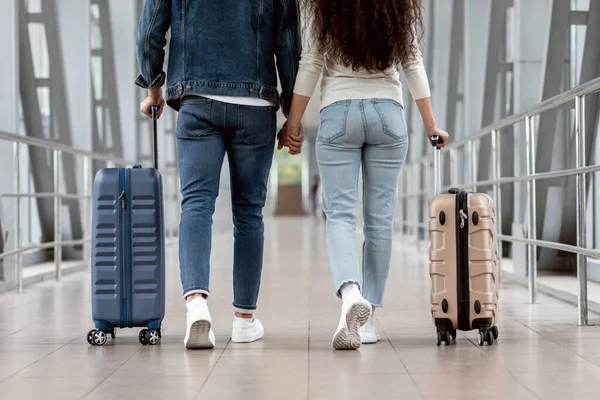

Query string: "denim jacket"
[135, 0, 301, 115]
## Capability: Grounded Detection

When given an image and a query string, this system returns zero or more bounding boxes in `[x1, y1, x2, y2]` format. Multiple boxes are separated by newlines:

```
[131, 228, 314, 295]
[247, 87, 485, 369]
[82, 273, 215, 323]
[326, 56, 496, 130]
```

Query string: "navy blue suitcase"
[88, 107, 166, 346]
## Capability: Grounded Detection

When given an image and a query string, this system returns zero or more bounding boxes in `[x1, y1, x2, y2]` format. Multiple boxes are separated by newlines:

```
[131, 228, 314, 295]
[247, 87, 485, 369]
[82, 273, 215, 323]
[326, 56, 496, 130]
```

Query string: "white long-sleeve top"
[293, 21, 431, 110]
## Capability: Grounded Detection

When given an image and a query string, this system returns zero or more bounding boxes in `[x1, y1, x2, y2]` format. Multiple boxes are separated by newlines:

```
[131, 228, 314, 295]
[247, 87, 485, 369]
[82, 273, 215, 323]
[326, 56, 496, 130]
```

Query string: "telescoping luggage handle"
[151, 105, 159, 171]
[431, 136, 441, 196]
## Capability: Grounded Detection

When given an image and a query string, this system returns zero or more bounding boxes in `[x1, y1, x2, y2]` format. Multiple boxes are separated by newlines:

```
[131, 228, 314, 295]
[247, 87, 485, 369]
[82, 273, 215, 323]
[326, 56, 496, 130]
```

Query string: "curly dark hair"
[303, 0, 424, 72]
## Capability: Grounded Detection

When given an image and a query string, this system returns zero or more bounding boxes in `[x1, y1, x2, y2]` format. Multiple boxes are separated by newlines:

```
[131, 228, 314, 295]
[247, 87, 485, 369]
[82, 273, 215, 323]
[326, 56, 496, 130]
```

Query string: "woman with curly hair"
[280, 0, 450, 350]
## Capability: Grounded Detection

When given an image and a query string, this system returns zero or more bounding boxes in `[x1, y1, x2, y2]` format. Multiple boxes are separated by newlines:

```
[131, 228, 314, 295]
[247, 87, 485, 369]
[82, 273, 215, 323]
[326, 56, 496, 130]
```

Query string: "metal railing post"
[416, 163, 422, 243]
[575, 95, 589, 326]
[407, 168, 412, 239]
[411, 163, 419, 243]
[54, 150, 62, 281]
[525, 116, 537, 304]
[450, 148, 458, 188]
[492, 129, 503, 287]
[14, 142, 22, 292]
[468, 139, 477, 191]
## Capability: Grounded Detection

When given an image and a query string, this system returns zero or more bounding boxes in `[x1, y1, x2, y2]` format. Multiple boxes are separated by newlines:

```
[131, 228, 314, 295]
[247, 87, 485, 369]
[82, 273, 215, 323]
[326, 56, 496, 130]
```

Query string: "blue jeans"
[316, 99, 409, 307]
[176, 97, 276, 312]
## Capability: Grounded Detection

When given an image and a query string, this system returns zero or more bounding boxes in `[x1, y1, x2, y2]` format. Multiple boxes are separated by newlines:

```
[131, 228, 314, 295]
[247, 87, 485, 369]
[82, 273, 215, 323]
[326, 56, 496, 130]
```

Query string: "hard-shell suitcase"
[428, 137, 499, 346]
[88, 106, 165, 346]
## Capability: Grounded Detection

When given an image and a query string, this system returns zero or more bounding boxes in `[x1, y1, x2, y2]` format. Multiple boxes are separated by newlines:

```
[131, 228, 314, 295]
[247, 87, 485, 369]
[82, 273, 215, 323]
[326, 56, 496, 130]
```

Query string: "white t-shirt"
[200, 94, 275, 107]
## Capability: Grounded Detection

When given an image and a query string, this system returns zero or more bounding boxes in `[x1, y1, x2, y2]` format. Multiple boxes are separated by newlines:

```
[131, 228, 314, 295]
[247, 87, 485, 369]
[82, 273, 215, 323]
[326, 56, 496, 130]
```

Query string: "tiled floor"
[1, 217, 600, 399]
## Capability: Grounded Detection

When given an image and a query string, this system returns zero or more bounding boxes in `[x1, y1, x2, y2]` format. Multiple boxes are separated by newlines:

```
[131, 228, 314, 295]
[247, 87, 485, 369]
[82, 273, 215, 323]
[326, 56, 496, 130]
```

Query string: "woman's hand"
[427, 126, 449, 148]
[277, 122, 305, 155]
[140, 88, 165, 119]
[414, 97, 449, 148]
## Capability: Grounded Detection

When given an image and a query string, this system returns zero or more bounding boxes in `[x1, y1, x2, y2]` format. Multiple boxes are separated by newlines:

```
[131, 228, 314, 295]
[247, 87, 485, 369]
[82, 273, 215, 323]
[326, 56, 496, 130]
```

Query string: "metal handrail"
[0, 129, 133, 165]
[0, 193, 91, 200]
[397, 76, 600, 326]
[0, 239, 88, 259]
[440, 77, 600, 153]
[497, 235, 600, 260]
[434, 164, 600, 191]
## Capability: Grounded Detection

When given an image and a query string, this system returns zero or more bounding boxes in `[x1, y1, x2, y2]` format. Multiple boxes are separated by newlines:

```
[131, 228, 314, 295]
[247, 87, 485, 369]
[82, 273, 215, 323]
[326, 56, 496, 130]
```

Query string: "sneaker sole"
[333, 302, 371, 350]
[185, 320, 214, 349]
[231, 331, 264, 343]
[360, 334, 380, 344]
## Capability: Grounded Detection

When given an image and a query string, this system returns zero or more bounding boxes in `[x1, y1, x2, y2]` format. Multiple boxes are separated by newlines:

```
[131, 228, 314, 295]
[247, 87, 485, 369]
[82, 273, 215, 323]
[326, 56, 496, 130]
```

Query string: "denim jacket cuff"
[135, 71, 166, 89]
[281, 96, 292, 118]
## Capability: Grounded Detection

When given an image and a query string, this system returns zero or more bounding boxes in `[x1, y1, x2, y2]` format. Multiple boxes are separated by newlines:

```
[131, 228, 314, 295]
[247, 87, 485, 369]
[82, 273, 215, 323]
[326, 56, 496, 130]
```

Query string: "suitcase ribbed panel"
[129, 168, 165, 326]
[91, 169, 122, 325]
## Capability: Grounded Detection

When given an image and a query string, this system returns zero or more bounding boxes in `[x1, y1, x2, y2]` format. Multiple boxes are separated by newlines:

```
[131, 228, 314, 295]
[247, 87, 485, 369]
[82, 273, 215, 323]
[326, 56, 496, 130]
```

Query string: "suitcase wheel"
[87, 330, 95, 345]
[436, 329, 454, 346]
[486, 331, 494, 345]
[491, 326, 499, 340]
[477, 331, 485, 346]
[477, 327, 498, 346]
[139, 329, 149, 345]
[444, 331, 451, 345]
[139, 328, 161, 346]
[88, 329, 107, 346]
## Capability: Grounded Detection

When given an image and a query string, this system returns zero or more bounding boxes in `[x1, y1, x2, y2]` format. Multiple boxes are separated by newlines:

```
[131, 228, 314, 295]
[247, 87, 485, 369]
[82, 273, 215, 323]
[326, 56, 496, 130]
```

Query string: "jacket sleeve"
[135, 0, 172, 89]
[274, 0, 302, 117]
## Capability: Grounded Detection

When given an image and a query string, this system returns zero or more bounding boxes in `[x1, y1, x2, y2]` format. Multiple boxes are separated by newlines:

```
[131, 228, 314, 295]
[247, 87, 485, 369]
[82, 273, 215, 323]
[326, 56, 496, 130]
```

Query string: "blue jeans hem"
[183, 287, 210, 299]
[335, 280, 361, 299]
[232, 303, 257, 312]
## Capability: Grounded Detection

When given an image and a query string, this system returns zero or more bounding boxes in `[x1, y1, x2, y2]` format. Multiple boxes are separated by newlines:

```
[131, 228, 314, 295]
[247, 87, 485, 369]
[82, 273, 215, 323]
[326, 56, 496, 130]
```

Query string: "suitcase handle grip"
[150, 106, 159, 171]
[432, 136, 442, 195]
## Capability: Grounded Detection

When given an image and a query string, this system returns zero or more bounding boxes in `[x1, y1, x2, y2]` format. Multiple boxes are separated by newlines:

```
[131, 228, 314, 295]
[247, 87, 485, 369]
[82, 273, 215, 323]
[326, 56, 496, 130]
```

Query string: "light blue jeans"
[316, 99, 409, 307]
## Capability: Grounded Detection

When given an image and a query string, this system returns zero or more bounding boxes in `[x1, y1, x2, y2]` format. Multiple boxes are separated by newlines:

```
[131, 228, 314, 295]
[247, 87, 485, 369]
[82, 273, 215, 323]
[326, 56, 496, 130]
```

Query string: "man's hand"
[277, 122, 304, 155]
[140, 87, 165, 119]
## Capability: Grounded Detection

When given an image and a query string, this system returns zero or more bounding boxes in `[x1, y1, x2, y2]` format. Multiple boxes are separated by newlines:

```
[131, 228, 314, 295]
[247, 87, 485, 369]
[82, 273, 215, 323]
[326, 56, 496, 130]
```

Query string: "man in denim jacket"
[136, 0, 302, 349]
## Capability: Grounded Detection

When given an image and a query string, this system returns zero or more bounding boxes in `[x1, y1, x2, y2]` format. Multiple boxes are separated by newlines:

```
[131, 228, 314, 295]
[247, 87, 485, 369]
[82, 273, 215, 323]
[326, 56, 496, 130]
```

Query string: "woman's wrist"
[286, 117, 302, 130]
[425, 122, 438, 135]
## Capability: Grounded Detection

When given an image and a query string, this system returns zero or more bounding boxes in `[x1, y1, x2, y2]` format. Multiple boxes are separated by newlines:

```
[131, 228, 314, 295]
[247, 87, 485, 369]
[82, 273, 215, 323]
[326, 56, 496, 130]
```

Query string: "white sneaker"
[332, 290, 372, 350]
[231, 316, 264, 343]
[360, 317, 381, 344]
[184, 297, 215, 349]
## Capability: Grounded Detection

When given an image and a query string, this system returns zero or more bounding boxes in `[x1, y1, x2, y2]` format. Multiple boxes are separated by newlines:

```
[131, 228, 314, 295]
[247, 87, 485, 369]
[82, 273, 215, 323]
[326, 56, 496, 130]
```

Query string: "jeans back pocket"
[317, 101, 351, 142]
[372, 99, 407, 140]
[177, 98, 214, 138]
[237, 105, 276, 145]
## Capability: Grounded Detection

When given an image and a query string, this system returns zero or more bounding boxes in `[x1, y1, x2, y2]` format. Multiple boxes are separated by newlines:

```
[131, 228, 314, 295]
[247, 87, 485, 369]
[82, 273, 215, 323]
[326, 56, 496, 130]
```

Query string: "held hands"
[427, 126, 450, 148]
[140, 88, 165, 119]
[277, 122, 304, 155]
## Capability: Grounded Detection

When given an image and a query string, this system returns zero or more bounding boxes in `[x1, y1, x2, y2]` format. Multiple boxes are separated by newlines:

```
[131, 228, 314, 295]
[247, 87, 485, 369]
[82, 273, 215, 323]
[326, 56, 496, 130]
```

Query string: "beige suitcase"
[428, 137, 499, 346]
